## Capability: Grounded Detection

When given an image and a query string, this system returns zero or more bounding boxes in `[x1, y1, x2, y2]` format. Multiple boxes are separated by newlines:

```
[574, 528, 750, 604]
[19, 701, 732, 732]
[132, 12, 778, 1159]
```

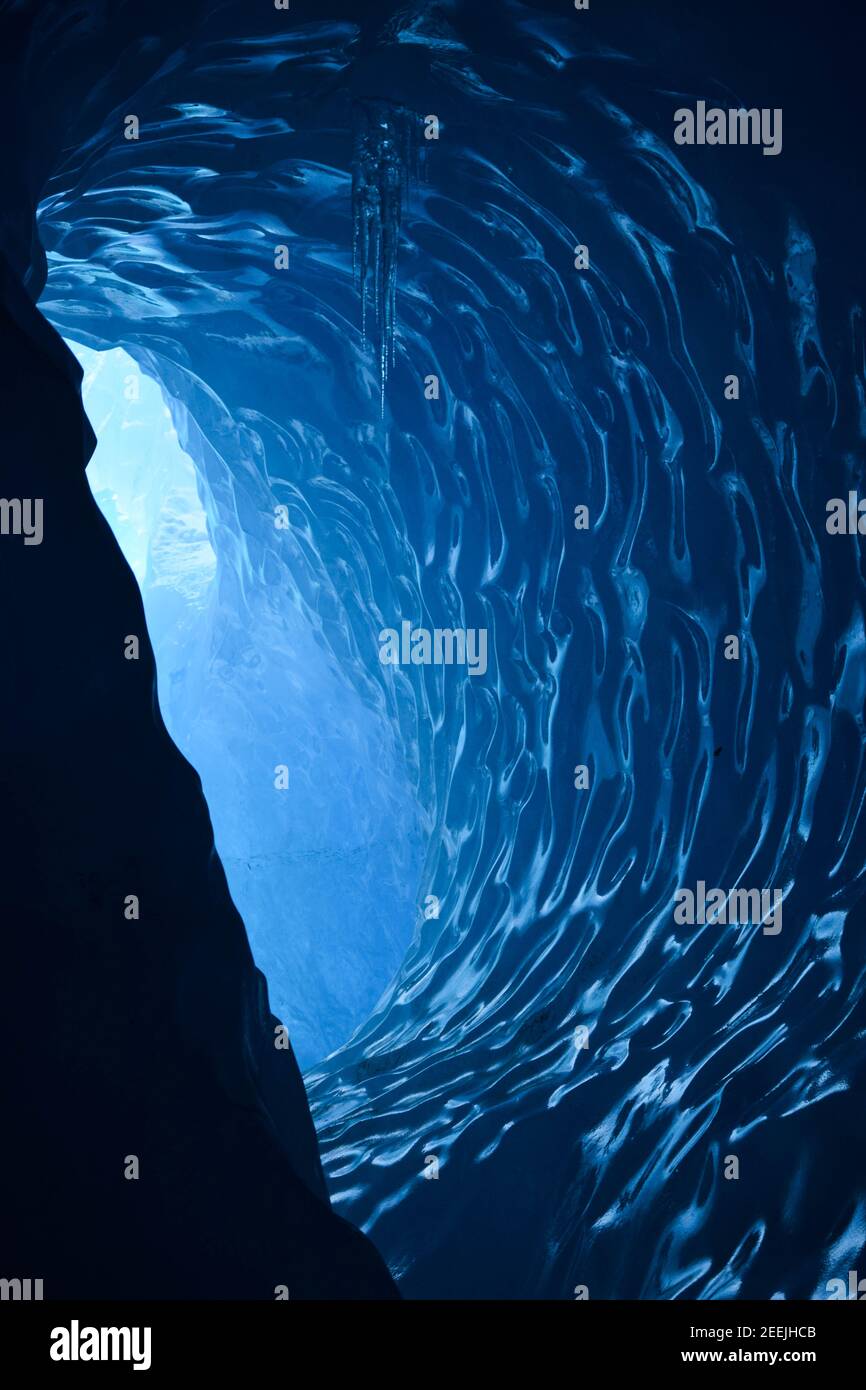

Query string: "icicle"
[351, 103, 417, 415]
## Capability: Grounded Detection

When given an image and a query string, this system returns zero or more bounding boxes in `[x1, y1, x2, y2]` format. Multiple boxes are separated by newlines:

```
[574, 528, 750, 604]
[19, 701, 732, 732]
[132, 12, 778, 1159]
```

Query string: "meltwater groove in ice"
[35, 1, 866, 1298]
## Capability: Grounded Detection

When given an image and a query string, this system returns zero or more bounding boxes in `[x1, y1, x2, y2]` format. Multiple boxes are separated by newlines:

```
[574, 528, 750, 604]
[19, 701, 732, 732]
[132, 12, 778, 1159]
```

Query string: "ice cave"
[2, 0, 865, 1304]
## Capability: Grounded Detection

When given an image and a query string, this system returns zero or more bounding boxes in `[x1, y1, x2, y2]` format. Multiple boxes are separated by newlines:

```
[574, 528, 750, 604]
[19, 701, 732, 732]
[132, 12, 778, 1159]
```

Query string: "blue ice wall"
[70, 341, 425, 1069]
[35, 0, 866, 1300]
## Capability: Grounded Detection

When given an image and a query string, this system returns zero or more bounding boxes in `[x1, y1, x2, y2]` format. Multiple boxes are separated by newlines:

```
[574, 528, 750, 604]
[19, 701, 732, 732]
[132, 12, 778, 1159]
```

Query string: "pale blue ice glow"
[70, 341, 425, 1068]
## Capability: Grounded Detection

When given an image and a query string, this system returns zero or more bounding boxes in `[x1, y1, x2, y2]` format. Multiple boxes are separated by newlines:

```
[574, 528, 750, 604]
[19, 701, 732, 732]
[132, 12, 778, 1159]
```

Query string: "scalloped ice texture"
[11, 0, 866, 1299]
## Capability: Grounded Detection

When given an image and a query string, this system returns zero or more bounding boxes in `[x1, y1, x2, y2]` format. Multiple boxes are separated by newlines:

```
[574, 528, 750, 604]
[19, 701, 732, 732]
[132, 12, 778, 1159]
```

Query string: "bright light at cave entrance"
[73, 344, 217, 603]
[68, 341, 424, 1071]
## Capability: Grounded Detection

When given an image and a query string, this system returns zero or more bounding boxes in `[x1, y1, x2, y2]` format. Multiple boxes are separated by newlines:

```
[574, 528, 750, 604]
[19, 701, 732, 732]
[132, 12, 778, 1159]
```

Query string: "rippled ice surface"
[39, 2, 866, 1298]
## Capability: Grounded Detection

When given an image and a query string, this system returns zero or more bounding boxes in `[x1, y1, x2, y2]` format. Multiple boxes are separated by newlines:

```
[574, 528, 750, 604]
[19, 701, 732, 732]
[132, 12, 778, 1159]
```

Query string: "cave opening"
[67, 337, 427, 1073]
